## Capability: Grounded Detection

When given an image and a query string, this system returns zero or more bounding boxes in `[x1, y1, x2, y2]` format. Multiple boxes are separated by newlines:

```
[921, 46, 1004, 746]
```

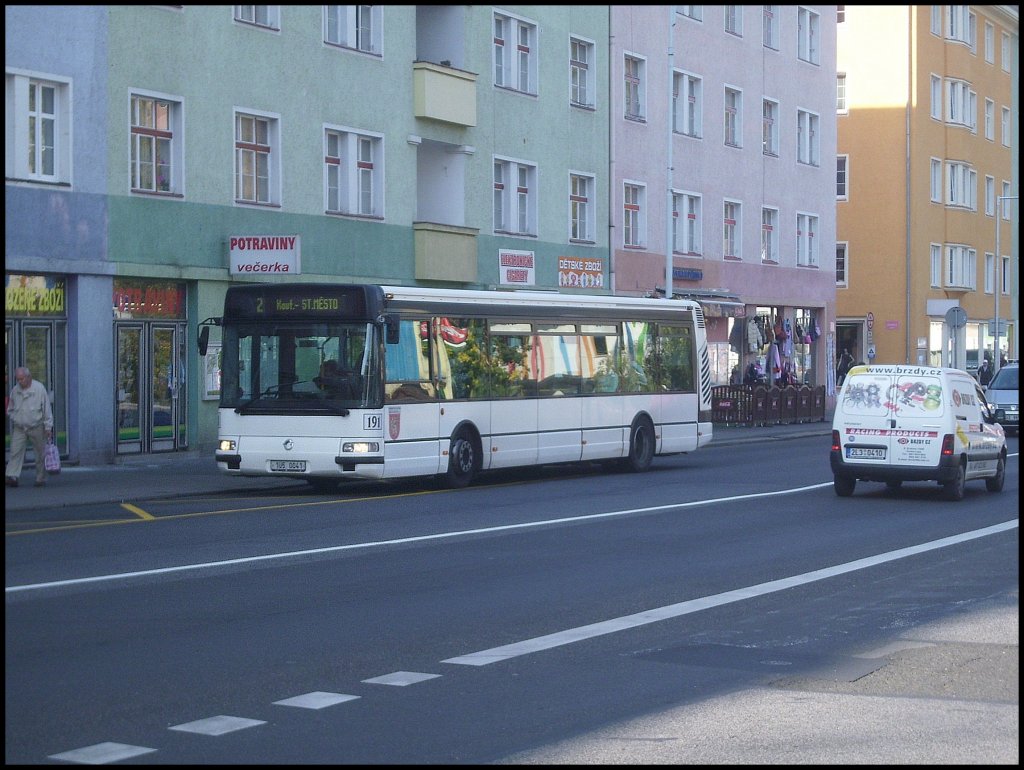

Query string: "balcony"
[413, 61, 477, 127]
[414, 222, 478, 283]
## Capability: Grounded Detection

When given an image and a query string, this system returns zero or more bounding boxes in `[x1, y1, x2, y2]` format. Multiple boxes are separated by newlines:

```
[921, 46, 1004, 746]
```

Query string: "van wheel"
[445, 430, 478, 488]
[622, 417, 655, 473]
[834, 475, 856, 497]
[943, 462, 966, 501]
[985, 457, 1005, 492]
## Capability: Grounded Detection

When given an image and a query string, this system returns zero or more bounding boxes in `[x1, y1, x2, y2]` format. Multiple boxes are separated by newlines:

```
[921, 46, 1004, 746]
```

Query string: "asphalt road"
[5, 434, 1019, 764]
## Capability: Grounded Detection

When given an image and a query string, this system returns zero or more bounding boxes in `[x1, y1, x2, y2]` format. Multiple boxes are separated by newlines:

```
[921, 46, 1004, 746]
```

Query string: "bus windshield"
[220, 321, 380, 413]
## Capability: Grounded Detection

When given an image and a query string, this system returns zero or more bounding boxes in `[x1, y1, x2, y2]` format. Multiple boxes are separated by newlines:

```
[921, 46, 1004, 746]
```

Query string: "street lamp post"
[993, 195, 1017, 374]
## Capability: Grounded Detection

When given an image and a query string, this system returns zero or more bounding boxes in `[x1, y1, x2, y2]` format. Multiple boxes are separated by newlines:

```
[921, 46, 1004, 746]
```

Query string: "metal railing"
[711, 384, 826, 426]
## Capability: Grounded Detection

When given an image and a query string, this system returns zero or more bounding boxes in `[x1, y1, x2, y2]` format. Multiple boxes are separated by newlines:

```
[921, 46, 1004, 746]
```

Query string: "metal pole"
[993, 196, 1018, 375]
[665, 5, 676, 301]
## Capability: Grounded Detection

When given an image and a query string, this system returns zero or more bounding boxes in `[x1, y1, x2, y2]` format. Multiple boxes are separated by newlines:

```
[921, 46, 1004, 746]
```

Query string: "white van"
[830, 364, 1006, 500]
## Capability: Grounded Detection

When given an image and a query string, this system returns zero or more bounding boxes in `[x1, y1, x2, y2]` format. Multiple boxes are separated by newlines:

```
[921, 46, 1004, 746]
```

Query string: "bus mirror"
[385, 314, 400, 345]
[198, 325, 210, 356]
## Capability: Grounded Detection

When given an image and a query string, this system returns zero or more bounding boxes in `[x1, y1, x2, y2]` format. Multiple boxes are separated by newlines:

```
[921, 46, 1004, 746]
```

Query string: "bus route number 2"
[364, 413, 382, 431]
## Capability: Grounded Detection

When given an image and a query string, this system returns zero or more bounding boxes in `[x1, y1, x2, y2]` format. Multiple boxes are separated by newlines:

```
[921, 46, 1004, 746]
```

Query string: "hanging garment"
[746, 317, 762, 353]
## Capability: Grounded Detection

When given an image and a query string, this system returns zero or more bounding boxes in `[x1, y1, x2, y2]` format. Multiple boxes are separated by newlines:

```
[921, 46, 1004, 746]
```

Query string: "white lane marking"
[48, 742, 157, 765]
[441, 520, 1019, 666]
[167, 715, 265, 736]
[273, 691, 361, 709]
[362, 671, 441, 686]
[5, 484, 834, 594]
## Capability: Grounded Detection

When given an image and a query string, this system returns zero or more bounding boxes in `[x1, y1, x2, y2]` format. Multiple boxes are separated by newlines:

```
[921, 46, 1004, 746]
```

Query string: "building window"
[324, 6, 381, 54]
[930, 243, 941, 287]
[796, 213, 818, 266]
[930, 74, 942, 119]
[130, 93, 181, 194]
[494, 157, 537, 236]
[836, 155, 848, 199]
[234, 111, 278, 205]
[494, 11, 537, 95]
[569, 37, 594, 108]
[673, 191, 702, 255]
[325, 127, 383, 217]
[930, 158, 942, 202]
[673, 71, 702, 138]
[946, 79, 976, 130]
[679, 6, 702, 22]
[946, 161, 977, 210]
[836, 73, 846, 113]
[761, 206, 778, 263]
[762, 97, 778, 155]
[569, 172, 594, 242]
[930, 6, 941, 35]
[984, 21, 995, 63]
[985, 175, 995, 216]
[797, 6, 819, 64]
[946, 6, 974, 47]
[234, 5, 279, 30]
[945, 244, 976, 290]
[1001, 106, 1011, 146]
[984, 98, 995, 140]
[1002, 32, 1011, 72]
[724, 5, 742, 36]
[1000, 255, 1010, 295]
[623, 182, 645, 248]
[724, 86, 742, 147]
[5, 72, 70, 184]
[1002, 181, 1012, 219]
[624, 54, 645, 121]
[723, 200, 741, 259]
[796, 108, 819, 166]
[836, 242, 847, 286]
[763, 5, 779, 49]
[985, 252, 995, 294]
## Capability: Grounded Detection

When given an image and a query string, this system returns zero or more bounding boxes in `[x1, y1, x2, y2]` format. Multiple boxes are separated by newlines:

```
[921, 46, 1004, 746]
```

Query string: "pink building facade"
[610, 5, 838, 389]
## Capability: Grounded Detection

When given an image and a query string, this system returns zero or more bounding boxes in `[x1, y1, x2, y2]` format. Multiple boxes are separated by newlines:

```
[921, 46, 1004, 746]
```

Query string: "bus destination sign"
[224, 284, 378, 320]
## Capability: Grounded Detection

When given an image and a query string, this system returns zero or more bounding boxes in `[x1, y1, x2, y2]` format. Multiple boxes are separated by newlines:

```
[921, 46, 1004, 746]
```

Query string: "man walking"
[6, 366, 53, 487]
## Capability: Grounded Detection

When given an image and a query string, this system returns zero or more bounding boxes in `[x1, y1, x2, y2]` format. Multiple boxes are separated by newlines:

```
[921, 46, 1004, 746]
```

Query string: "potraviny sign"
[229, 235, 301, 274]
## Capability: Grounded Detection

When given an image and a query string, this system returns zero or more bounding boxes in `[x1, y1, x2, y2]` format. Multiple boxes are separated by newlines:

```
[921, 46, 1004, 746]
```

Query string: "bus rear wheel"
[445, 430, 478, 488]
[622, 417, 655, 473]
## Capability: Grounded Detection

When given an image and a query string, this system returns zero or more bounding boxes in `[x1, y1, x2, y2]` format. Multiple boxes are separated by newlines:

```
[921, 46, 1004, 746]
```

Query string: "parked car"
[984, 362, 1019, 436]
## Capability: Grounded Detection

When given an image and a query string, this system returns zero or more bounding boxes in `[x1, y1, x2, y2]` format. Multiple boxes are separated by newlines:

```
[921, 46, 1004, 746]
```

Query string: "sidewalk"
[4, 418, 832, 513]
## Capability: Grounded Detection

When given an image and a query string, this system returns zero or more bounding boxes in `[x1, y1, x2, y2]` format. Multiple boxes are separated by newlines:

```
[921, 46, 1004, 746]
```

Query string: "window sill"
[131, 189, 183, 199]
[569, 238, 597, 246]
[326, 210, 383, 222]
[494, 229, 537, 239]
[624, 114, 646, 124]
[324, 41, 382, 58]
[494, 84, 537, 98]
[797, 263, 819, 269]
[761, 259, 779, 266]
[725, 141, 743, 150]
[234, 200, 281, 209]
[570, 101, 596, 112]
[6, 177, 71, 188]
[623, 244, 646, 251]
[724, 255, 743, 261]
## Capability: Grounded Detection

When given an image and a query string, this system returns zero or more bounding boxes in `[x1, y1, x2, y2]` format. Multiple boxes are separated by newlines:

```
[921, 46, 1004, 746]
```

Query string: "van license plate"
[270, 460, 306, 472]
[847, 447, 885, 460]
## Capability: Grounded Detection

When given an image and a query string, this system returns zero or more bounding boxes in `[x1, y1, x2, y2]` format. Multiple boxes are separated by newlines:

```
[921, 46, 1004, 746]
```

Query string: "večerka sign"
[229, 235, 301, 274]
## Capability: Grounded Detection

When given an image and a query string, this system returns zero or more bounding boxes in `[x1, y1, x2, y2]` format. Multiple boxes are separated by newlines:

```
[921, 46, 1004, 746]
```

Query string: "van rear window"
[890, 376, 944, 416]
[840, 374, 889, 416]
[840, 374, 944, 417]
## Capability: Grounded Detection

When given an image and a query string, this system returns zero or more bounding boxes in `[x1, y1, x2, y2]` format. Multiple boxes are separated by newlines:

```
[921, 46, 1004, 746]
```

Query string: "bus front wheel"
[445, 430, 478, 488]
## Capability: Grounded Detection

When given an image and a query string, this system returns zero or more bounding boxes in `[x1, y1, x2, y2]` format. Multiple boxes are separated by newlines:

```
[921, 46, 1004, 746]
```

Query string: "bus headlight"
[218, 439, 237, 452]
[343, 441, 379, 453]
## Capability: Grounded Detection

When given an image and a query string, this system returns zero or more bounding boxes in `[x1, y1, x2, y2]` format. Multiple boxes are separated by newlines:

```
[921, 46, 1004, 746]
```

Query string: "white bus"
[201, 283, 714, 489]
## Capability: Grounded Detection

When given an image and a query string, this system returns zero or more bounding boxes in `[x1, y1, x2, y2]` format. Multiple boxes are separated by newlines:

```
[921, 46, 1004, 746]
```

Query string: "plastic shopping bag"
[44, 439, 61, 475]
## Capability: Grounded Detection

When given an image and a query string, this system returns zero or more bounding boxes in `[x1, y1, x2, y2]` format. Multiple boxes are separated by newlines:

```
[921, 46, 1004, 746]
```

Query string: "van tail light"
[831, 430, 842, 452]
[940, 434, 955, 456]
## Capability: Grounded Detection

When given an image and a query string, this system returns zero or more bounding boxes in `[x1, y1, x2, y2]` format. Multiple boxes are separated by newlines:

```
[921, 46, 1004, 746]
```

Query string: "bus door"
[487, 324, 538, 469]
[533, 325, 583, 464]
[383, 317, 441, 476]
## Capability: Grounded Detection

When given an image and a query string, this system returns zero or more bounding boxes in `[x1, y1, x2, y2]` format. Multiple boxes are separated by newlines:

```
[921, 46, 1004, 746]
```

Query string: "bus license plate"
[847, 447, 885, 460]
[270, 460, 306, 472]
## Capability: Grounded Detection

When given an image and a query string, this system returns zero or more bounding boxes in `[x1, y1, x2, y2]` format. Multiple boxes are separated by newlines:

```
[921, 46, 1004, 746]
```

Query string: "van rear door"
[836, 370, 894, 464]
[885, 372, 945, 467]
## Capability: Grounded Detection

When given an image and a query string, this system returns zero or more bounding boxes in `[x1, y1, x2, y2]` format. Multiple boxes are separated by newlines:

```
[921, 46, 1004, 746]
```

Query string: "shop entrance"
[5, 318, 67, 460]
[115, 321, 187, 454]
